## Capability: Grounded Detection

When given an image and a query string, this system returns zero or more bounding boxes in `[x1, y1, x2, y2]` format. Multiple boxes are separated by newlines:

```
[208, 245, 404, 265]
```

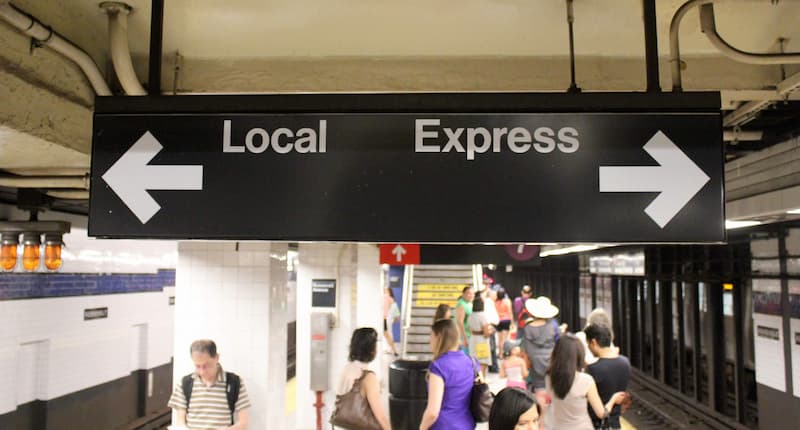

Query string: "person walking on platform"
[468, 296, 495, 377]
[481, 285, 501, 373]
[433, 303, 452, 322]
[513, 285, 533, 334]
[168, 339, 250, 429]
[489, 387, 541, 430]
[455, 286, 475, 354]
[520, 297, 560, 392]
[545, 334, 627, 430]
[383, 288, 400, 356]
[495, 288, 514, 357]
[332, 327, 392, 430]
[584, 324, 630, 430]
[500, 340, 529, 390]
[420, 319, 476, 430]
[575, 308, 616, 366]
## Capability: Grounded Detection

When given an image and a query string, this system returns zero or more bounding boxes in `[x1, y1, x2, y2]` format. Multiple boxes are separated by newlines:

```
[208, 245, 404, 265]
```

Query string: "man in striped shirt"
[168, 339, 251, 429]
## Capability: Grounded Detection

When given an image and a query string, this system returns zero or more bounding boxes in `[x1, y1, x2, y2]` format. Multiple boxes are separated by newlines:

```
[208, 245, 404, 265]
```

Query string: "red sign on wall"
[379, 244, 420, 265]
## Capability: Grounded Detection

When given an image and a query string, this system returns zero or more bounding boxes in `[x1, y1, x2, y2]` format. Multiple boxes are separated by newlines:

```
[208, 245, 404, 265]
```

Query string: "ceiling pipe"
[724, 71, 800, 127]
[723, 129, 763, 142]
[669, 0, 714, 91]
[0, 1, 111, 95]
[46, 190, 89, 200]
[100, 2, 147, 96]
[699, 3, 800, 65]
[0, 175, 89, 189]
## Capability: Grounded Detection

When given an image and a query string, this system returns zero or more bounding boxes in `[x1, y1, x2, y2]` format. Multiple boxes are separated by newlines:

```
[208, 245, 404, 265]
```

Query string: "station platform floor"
[285, 351, 635, 430]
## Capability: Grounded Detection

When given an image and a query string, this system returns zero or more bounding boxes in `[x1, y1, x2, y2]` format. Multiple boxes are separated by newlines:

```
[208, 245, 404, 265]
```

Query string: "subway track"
[624, 370, 752, 430]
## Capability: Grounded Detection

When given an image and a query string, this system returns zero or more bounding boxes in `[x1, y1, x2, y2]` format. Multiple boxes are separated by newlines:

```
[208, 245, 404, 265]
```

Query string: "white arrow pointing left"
[599, 131, 710, 228]
[102, 131, 203, 224]
[392, 245, 407, 262]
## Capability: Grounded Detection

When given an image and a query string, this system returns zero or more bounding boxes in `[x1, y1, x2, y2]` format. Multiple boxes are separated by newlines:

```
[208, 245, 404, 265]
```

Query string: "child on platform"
[501, 340, 529, 389]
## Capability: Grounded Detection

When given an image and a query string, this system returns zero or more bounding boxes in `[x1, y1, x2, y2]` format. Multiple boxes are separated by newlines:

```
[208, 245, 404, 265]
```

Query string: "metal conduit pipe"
[722, 129, 763, 142]
[100, 2, 147, 96]
[669, 0, 715, 91]
[46, 190, 90, 200]
[724, 71, 800, 127]
[699, 3, 800, 65]
[0, 1, 111, 96]
[0, 175, 89, 189]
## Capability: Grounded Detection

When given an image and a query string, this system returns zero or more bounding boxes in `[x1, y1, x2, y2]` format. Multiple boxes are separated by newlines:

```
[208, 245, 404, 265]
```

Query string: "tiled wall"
[0, 204, 179, 419]
[0, 269, 175, 299]
[0, 287, 175, 415]
[173, 241, 288, 430]
[295, 243, 383, 430]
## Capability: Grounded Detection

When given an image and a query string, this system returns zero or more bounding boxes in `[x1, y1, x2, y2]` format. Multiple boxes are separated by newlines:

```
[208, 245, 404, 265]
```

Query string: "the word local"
[415, 118, 580, 160]
[222, 119, 327, 154]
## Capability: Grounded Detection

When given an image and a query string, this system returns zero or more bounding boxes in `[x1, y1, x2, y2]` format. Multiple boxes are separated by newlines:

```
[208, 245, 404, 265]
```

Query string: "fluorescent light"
[787, 208, 800, 214]
[540, 245, 600, 257]
[725, 219, 762, 229]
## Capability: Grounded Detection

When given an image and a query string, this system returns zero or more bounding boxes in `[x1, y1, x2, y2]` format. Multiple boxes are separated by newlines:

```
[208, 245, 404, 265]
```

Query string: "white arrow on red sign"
[392, 245, 407, 262]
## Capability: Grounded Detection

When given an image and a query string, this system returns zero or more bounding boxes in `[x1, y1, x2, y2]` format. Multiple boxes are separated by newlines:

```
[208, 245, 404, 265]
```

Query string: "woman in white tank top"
[545, 334, 626, 430]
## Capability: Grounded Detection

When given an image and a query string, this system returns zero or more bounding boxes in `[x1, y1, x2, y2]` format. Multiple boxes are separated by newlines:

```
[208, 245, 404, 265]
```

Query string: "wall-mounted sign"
[169, 296, 175, 306]
[89, 92, 723, 243]
[84, 307, 108, 320]
[379, 244, 420, 265]
[589, 250, 645, 276]
[757, 325, 780, 340]
[311, 279, 336, 308]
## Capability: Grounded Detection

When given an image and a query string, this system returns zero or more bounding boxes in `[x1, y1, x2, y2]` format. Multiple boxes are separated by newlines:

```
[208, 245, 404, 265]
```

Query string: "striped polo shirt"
[168, 365, 251, 430]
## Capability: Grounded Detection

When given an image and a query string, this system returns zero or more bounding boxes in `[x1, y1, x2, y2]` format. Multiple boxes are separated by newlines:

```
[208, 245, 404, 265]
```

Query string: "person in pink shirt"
[500, 340, 529, 389]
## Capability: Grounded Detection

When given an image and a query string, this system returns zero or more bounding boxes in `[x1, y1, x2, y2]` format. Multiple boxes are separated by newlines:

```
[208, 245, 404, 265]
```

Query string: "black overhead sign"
[419, 245, 541, 266]
[89, 93, 724, 242]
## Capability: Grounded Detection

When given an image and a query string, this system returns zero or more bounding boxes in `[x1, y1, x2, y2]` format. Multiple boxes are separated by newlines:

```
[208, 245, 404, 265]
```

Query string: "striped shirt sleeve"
[235, 379, 251, 411]
[167, 383, 188, 410]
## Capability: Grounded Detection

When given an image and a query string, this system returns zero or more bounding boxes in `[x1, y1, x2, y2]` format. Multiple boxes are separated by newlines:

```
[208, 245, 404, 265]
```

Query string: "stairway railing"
[399, 264, 414, 359]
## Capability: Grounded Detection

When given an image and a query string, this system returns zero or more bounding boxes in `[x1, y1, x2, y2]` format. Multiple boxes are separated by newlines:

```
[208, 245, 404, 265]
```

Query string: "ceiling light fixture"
[0, 221, 70, 272]
[725, 219, 761, 229]
[540, 244, 601, 257]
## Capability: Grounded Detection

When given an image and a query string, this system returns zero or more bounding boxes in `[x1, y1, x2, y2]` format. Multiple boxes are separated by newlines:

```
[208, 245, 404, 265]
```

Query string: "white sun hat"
[525, 296, 560, 319]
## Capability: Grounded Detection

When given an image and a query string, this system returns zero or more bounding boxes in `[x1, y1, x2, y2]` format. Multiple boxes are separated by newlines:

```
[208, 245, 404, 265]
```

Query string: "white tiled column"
[174, 241, 288, 430]
[295, 244, 382, 430]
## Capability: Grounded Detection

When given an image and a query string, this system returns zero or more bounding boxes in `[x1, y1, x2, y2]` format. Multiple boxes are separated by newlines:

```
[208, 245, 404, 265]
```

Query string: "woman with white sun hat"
[520, 296, 561, 392]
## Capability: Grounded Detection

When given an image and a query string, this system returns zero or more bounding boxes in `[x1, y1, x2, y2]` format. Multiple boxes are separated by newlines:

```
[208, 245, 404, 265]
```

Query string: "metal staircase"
[400, 264, 481, 360]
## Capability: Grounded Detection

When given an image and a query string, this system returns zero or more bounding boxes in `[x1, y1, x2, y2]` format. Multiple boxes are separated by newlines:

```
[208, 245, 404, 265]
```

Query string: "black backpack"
[181, 372, 240, 425]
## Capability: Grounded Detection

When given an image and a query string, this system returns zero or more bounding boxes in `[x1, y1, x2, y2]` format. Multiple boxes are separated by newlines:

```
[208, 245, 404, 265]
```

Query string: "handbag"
[470, 358, 494, 423]
[330, 370, 381, 430]
[475, 342, 491, 360]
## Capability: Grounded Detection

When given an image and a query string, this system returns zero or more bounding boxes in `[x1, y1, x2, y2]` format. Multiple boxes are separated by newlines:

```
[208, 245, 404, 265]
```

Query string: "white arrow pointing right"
[392, 245, 407, 262]
[102, 131, 203, 224]
[599, 131, 710, 228]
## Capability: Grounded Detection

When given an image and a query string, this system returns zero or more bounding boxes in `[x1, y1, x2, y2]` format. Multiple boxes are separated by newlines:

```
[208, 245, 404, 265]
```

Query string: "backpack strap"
[181, 374, 194, 412]
[226, 372, 241, 425]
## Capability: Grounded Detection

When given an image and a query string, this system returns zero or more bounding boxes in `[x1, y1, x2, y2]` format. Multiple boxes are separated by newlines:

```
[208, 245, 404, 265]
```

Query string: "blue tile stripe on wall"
[0, 269, 176, 300]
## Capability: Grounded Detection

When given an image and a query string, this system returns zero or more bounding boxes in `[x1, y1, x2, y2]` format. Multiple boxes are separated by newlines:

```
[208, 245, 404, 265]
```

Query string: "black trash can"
[389, 359, 430, 430]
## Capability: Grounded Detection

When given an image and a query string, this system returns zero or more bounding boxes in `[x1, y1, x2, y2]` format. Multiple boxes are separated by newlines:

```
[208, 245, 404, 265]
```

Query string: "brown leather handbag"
[330, 370, 382, 430]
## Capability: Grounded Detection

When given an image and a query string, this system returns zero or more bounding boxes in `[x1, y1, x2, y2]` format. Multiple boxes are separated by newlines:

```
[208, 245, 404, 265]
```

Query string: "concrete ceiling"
[93, 0, 800, 58]
[1, 0, 800, 217]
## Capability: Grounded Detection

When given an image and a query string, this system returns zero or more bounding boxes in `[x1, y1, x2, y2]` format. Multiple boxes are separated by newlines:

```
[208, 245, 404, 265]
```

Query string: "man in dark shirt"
[585, 324, 630, 430]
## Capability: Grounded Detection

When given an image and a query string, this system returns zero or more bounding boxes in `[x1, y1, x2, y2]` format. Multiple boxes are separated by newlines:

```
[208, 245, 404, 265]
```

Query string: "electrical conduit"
[101, 2, 147, 95]
[0, 1, 111, 95]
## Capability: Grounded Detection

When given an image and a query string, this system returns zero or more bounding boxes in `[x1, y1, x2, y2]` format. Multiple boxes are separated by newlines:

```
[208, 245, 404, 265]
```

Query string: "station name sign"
[89, 92, 724, 242]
